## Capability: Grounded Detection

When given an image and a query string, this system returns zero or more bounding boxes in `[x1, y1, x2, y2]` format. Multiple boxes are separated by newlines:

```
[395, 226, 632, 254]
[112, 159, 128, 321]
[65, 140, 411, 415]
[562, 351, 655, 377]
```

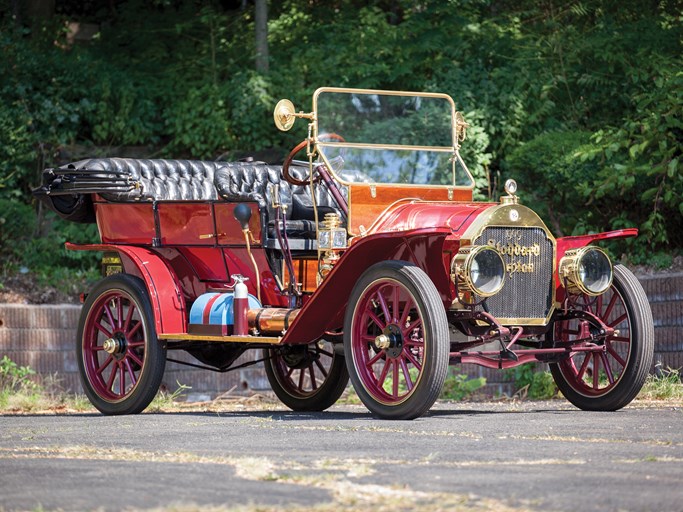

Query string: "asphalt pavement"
[1, 400, 681, 512]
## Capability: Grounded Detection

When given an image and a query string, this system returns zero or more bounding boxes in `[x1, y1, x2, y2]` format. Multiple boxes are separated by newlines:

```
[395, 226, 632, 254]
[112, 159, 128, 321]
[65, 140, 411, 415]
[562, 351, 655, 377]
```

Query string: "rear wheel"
[344, 261, 449, 420]
[264, 340, 349, 411]
[550, 264, 653, 411]
[77, 274, 166, 415]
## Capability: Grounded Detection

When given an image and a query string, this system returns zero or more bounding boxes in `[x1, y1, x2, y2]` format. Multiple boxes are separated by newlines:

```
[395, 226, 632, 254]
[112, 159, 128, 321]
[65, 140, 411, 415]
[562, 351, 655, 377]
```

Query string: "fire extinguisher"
[232, 274, 249, 336]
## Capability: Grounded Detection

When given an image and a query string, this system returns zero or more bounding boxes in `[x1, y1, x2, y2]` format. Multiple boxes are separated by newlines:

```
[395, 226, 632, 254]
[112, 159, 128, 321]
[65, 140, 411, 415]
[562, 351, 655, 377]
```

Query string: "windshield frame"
[312, 87, 475, 190]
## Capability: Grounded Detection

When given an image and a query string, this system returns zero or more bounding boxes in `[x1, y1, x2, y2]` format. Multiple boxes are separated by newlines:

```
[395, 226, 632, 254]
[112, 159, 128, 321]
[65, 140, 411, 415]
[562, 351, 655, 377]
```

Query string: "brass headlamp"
[451, 245, 506, 298]
[559, 246, 613, 296]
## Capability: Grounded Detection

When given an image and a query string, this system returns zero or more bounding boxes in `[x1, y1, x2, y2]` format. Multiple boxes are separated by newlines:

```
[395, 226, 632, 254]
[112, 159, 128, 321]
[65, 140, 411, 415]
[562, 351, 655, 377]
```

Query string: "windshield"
[314, 88, 474, 188]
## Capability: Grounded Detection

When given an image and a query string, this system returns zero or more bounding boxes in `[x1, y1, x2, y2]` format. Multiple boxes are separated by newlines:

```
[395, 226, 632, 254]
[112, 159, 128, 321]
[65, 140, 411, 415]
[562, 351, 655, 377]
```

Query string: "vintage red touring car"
[34, 87, 654, 420]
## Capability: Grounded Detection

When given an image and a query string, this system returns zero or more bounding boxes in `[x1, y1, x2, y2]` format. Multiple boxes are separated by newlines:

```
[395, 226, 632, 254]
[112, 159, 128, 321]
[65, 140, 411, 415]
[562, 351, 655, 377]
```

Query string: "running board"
[158, 333, 281, 344]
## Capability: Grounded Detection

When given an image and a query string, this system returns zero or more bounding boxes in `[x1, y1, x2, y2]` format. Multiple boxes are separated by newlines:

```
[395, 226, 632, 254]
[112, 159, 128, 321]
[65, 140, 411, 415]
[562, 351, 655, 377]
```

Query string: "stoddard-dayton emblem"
[487, 229, 541, 276]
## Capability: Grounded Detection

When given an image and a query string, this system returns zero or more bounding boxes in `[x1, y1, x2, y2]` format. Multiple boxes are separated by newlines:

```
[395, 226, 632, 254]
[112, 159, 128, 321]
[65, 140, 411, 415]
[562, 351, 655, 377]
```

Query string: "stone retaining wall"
[1, 273, 681, 400]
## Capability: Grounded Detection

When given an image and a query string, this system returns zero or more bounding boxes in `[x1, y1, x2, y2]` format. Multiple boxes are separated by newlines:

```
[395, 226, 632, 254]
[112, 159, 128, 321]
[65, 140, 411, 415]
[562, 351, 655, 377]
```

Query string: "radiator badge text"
[488, 230, 541, 276]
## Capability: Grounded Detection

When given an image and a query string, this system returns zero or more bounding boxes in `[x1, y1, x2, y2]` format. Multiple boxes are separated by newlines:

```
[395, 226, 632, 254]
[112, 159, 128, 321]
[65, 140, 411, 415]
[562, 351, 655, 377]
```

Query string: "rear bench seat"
[53, 158, 348, 248]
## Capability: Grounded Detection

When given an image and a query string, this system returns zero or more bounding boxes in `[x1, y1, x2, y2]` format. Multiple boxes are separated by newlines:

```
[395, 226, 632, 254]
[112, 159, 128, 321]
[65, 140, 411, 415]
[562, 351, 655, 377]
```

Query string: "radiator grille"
[474, 226, 554, 322]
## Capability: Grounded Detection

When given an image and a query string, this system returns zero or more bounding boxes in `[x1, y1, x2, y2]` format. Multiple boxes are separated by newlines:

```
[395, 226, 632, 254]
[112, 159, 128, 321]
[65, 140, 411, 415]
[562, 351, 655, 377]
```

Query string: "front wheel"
[344, 261, 449, 420]
[77, 274, 166, 415]
[263, 340, 349, 411]
[550, 264, 654, 411]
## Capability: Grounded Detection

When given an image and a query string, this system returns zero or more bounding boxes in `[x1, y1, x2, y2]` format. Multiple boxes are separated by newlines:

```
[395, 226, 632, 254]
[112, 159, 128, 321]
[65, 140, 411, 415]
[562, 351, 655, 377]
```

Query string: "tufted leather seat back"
[214, 162, 293, 220]
[62, 158, 223, 201]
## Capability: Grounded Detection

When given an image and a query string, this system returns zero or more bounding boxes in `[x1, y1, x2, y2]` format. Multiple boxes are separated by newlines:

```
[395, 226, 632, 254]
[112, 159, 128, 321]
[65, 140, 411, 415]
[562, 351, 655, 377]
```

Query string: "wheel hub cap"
[379, 324, 404, 359]
[103, 336, 125, 355]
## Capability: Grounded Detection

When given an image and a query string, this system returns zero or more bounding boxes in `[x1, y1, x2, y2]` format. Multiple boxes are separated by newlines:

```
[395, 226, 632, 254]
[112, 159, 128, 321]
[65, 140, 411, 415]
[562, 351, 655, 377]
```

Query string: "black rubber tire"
[343, 260, 449, 420]
[263, 343, 349, 411]
[76, 274, 166, 415]
[550, 264, 654, 411]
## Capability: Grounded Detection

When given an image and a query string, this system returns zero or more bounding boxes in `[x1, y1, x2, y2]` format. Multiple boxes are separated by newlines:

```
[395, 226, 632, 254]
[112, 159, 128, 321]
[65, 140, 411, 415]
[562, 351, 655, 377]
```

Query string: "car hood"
[365, 200, 497, 237]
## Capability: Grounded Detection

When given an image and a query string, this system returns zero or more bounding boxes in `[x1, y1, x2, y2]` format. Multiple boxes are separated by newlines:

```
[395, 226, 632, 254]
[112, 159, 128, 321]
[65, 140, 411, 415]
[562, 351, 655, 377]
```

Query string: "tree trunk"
[255, 0, 269, 73]
[24, 0, 55, 20]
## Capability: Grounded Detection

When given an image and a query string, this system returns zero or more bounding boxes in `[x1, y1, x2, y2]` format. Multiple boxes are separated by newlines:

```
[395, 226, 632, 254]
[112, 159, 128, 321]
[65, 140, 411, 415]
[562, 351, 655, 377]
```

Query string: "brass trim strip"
[316, 141, 455, 152]
[158, 333, 281, 344]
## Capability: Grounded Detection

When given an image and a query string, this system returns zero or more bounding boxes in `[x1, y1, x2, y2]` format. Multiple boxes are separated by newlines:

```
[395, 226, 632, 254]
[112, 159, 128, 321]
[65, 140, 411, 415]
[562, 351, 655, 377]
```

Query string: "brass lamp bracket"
[273, 99, 315, 132]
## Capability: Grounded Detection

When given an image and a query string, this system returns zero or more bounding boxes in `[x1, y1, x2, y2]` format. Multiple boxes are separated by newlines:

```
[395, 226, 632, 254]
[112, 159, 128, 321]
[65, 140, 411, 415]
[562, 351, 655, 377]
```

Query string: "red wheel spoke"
[127, 341, 145, 348]
[286, 366, 295, 378]
[298, 368, 305, 392]
[403, 318, 422, 338]
[308, 364, 317, 390]
[106, 362, 118, 392]
[400, 358, 413, 391]
[400, 296, 414, 327]
[367, 311, 386, 331]
[128, 320, 143, 338]
[318, 349, 334, 358]
[393, 285, 401, 324]
[404, 350, 422, 371]
[602, 293, 618, 321]
[609, 313, 628, 328]
[96, 355, 114, 375]
[392, 360, 399, 397]
[92, 346, 105, 351]
[592, 353, 600, 390]
[600, 353, 615, 385]
[94, 322, 112, 338]
[576, 354, 591, 381]
[124, 358, 137, 387]
[119, 364, 126, 396]
[124, 302, 136, 332]
[376, 290, 392, 324]
[314, 358, 329, 378]
[377, 359, 391, 387]
[607, 344, 627, 367]
[128, 350, 144, 368]
[367, 350, 385, 367]
[104, 303, 116, 331]
[116, 298, 124, 329]
[610, 336, 631, 343]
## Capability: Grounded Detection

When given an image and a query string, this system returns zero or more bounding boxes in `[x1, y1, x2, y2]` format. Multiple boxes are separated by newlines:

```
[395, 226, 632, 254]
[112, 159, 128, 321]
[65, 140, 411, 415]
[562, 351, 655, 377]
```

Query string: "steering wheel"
[282, 133, 347, 186]
[282, 140, 320, 186]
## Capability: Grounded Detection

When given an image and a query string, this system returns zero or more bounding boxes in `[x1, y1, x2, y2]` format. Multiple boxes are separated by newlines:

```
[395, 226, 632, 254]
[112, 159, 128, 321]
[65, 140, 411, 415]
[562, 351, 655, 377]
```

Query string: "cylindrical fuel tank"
[247, 308, 300, 335]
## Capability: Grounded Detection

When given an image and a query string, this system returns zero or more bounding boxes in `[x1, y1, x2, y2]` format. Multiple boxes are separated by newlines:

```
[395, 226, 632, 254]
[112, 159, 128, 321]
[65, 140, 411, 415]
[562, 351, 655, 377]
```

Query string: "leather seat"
[56, 158, 223, 201]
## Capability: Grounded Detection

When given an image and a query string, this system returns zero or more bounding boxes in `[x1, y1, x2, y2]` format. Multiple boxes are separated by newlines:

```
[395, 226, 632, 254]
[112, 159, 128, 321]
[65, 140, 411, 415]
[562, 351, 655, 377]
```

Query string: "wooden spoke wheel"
[264, 340, 348, 411]
[77, 274, 166, 415]
[344, 261, 449, 420]
[550, 264, 654, 411]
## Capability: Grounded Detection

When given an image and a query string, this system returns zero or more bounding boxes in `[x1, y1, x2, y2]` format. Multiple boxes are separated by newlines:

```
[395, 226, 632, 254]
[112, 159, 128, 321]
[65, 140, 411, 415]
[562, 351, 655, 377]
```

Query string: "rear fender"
[281, 228, 451, 345]
[66, 243, 187, 334]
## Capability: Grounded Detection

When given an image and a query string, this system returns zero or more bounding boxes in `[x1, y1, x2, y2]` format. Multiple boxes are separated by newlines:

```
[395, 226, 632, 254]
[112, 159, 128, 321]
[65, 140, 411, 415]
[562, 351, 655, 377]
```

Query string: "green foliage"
[0, 355, 37, 393]
[509, 365, 558, 400]
[440, 371, 486, 401]
[148, 381, 192, 412]
[638, 366, 683, 401]
[0, 199, 99, 273]
[0, 0, 680, 271]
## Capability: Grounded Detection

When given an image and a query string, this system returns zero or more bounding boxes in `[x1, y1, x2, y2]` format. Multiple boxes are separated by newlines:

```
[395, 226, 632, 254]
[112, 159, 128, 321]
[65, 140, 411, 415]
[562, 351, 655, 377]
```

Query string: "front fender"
[66, 243, 187, 334]
[281, 228, 451, 345]
[556, 228, 638, 260]
[554, 228, 638, 301]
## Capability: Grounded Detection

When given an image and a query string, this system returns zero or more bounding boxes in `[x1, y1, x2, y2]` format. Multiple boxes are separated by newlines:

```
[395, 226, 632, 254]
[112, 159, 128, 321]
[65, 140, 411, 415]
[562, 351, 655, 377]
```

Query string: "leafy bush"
[509, 365, 558, 400]
[440, 372, 487, 401]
